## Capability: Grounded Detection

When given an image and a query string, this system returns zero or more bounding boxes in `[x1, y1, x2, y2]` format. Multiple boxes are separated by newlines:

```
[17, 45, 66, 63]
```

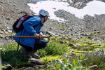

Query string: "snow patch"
[28, 0, 105, 22]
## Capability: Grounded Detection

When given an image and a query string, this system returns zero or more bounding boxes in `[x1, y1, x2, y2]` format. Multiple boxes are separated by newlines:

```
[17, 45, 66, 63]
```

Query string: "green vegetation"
[1, 36, 105, 69]
[0, 43, 29, 68]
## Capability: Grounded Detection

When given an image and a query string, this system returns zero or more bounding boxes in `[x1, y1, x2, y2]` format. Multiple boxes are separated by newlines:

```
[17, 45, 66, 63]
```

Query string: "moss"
[40, 55, 60, 63]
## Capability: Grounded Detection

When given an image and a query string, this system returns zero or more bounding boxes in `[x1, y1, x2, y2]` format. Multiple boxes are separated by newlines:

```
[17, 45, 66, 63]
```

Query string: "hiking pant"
[19, 39, 48, 52]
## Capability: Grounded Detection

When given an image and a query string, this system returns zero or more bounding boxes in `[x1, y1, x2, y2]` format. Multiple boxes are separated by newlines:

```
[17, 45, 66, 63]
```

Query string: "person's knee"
[39, 41, 48, 48]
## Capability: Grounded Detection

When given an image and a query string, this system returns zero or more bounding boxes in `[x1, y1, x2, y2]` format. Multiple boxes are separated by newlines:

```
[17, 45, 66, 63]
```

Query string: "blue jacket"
[14, 16, 43, 49]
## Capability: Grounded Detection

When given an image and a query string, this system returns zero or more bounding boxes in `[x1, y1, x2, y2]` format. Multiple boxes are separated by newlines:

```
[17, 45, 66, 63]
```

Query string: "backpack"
[12, 15, 33, 33]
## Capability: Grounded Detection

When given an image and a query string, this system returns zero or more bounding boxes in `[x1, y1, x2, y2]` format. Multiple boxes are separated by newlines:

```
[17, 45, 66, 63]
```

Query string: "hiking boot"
[20, 48, 40, 59]
[29, 58, 44, 65]
[30, 53, 40, 59]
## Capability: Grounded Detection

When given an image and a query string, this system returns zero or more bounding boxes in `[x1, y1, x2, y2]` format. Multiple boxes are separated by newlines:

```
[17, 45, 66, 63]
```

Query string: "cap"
[39, 9, 49, 17]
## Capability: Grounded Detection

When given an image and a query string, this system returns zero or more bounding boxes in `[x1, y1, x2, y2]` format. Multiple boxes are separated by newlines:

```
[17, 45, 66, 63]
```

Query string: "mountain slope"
[0, 0, 105, 41]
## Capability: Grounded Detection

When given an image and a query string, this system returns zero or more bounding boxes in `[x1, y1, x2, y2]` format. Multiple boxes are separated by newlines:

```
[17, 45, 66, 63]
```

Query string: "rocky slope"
[1, 0, 105, 44]
[0, 0, 31, 36]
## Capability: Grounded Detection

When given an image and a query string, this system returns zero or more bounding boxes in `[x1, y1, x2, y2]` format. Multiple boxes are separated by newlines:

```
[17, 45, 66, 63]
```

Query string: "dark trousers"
[19, 40, 47, 52]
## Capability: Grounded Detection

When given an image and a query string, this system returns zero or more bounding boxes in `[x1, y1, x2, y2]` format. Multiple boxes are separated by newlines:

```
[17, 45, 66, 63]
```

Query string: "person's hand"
[34, 34, 42, 39]
[34, 34, 50, 39]
[39, 34, 50, 39]
[41, 35, 50, 38]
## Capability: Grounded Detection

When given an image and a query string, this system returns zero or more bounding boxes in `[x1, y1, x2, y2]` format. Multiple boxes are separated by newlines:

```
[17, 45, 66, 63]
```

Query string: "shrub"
[45, 42, 68, 55]
[82, 50, 105, 69]
[37, 49, 47, 57]
[1, 42, 29, 67]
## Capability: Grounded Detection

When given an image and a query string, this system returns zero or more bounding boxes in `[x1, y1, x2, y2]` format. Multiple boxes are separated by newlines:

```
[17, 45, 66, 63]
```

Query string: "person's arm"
[23, 19, 40, 35]
[23, 18, 49, 39]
